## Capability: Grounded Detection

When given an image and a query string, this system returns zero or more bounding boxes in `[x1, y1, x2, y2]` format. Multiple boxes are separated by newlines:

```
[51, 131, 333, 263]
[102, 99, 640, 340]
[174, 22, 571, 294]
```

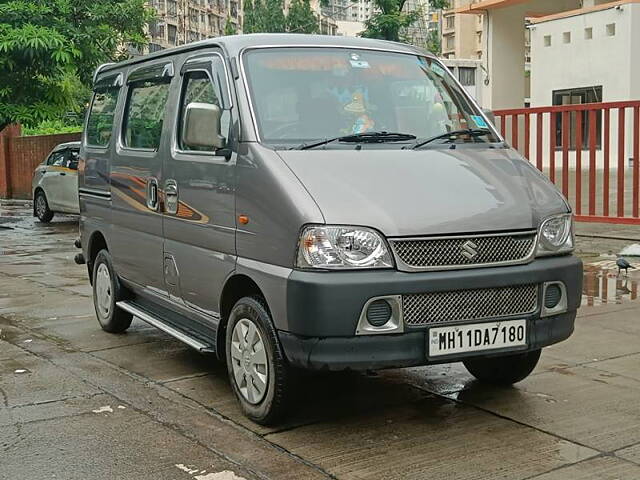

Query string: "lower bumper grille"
[402, 284, 538, 326]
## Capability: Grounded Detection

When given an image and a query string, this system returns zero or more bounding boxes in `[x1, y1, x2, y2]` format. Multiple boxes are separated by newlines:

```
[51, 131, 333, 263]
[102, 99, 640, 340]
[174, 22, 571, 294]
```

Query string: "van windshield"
[242, 47, 499, 148]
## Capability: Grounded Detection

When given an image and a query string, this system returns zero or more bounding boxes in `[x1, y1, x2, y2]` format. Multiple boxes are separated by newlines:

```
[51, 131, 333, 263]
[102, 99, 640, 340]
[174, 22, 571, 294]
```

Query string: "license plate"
[428, 319, 527, 357]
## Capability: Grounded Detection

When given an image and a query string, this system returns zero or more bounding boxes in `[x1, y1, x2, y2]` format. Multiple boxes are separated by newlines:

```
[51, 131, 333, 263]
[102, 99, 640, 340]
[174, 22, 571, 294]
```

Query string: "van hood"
[276, 147, 567, 237]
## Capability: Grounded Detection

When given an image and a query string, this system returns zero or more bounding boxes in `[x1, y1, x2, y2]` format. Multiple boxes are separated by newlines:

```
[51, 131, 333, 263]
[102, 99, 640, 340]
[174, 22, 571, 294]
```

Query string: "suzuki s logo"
[461, 240, 479, 260]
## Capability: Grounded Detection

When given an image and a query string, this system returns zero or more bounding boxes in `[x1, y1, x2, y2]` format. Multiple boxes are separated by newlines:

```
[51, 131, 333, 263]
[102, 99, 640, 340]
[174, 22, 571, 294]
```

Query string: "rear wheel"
[225, 296, 291, 425]
[34, 191, 54, 223]
[463, 349, 541, 385]
[92, 249, 132, 333]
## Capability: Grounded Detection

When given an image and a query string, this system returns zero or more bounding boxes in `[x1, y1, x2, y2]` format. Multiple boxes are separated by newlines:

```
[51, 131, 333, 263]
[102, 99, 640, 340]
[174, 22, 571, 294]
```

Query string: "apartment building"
[322, 0, 374, 22]
[441, 0, 483, 59]
[147, 0, 242, 52]
[403, 0, 441, 47]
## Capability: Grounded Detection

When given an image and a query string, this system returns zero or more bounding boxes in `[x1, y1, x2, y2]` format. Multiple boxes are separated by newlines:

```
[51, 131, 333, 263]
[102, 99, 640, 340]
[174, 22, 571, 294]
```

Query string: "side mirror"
[182, 102, 226, 150]
[482, 108, 496, 126]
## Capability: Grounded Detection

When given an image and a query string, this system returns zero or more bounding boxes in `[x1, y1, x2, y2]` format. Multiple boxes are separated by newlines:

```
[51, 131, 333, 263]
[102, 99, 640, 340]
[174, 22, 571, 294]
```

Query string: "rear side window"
[123, 80, 171, 150]
[86, 88, 120, 147]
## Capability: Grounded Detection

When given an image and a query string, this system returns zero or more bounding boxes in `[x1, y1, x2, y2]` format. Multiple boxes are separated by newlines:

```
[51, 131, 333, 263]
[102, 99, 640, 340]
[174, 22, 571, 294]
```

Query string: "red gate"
[494, 101, 640, 224]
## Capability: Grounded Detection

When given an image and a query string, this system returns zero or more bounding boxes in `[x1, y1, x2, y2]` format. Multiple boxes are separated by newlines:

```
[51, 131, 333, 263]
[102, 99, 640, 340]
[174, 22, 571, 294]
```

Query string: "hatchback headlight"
[536, 214, 574, 256]
[297, 225, 394, 269]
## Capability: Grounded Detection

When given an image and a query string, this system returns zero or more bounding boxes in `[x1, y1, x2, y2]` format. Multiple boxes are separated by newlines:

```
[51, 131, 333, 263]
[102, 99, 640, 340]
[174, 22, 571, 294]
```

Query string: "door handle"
[146, 177, 159, 211]
[164, 179, 178, 215]
[59, 172, 66, 176]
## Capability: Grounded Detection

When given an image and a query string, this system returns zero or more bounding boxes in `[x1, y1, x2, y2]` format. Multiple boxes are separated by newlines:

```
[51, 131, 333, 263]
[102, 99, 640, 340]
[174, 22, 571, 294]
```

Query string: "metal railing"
[495, 101, 640, 224]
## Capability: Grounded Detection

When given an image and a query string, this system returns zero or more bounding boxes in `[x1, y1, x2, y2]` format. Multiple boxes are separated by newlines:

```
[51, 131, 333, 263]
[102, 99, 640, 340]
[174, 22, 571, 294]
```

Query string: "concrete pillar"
[481, 6, 527, 110]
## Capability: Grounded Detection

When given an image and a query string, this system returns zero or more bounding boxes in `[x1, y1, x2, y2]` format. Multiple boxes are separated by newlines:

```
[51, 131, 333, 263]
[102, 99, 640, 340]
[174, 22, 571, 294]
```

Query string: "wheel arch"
[217, 274, 267, 360]
[86, 230, 109, 284]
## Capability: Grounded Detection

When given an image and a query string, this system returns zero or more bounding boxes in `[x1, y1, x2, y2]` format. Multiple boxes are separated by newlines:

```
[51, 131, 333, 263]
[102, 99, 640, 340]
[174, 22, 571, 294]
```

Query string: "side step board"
[116, 301, 216, 353]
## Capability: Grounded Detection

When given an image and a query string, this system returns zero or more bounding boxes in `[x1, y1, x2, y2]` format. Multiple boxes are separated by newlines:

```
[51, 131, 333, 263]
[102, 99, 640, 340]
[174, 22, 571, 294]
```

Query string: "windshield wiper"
[294, 131, 417, 150]
[405, 128, 494, 150]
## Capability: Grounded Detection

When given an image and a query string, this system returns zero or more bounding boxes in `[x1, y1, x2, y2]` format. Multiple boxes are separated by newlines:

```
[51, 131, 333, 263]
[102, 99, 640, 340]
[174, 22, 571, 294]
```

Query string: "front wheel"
[225, 296, 291, 425]
[34, 191, 54, 223]
[463, 349, 541, 385]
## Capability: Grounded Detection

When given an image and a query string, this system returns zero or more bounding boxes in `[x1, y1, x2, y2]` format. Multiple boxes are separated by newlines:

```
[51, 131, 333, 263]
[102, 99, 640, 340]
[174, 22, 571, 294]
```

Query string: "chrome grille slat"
[402, 284, 538, 326]
[391, 232, 536, 271]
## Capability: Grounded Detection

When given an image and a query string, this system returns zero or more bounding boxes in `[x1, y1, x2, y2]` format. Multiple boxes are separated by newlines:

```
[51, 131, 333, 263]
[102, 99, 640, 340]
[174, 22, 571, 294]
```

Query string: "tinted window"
[86, 88, 120, 147]
[123, 80, 171, 149]
[178, 71, 230, 152]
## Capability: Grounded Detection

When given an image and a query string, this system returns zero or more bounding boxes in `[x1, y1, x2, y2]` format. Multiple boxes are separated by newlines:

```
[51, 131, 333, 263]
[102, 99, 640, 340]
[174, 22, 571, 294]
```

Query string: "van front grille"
[402, 284, 538, 326]
[390, 231, 536, 271]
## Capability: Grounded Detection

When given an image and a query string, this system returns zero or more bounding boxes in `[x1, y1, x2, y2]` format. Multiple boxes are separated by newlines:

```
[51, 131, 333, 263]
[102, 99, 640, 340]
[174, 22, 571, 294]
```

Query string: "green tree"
[287, 0, 319, 34]
[425, 28, 441, 55]
[362, 0, 449, 42]
[224, 15, 237, 35]
[0, 0, 153, 129]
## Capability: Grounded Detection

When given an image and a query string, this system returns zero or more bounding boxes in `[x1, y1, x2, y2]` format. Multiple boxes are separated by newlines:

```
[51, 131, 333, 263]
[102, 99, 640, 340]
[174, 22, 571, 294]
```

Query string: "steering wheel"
[266, 122, 304, 139]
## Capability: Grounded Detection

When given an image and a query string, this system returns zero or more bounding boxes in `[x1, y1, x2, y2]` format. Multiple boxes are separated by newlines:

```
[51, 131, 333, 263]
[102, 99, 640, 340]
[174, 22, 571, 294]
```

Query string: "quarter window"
[86, 88, 120, 147]
[123, 79, 171, 150]
[178, 70, 230, 152]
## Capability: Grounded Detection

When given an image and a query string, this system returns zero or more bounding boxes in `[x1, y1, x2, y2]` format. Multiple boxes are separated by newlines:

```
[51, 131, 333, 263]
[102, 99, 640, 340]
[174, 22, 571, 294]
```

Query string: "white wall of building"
[530, 4, 635, 107]
[525, 3, 639, 170]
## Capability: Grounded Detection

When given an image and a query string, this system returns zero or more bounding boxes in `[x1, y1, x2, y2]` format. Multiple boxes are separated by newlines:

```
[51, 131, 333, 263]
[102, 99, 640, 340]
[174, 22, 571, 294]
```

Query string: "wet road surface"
[1, 201, 640, 479]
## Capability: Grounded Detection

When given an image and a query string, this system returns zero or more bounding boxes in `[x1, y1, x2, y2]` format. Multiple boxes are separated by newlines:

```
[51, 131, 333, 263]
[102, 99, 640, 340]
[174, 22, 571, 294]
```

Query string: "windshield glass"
[242, 47, 498, 148]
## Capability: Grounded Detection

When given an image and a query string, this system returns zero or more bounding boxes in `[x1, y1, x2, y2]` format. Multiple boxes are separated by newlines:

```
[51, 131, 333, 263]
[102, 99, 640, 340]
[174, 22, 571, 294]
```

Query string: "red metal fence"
[495, 101, 640, 225]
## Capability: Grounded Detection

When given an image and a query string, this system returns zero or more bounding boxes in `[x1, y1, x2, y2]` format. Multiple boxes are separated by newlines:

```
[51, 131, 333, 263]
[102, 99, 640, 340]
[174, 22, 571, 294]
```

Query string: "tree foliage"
[243, 0, 318, 34]
[287, 0, 319, 34]
[0, 0, 154, 129]
[362, 0, 449, 42]
[224, 15, 237, 35]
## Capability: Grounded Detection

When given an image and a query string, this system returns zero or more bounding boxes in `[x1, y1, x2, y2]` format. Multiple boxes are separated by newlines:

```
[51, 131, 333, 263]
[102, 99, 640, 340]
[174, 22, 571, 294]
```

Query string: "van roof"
[98, 34, 431, 76]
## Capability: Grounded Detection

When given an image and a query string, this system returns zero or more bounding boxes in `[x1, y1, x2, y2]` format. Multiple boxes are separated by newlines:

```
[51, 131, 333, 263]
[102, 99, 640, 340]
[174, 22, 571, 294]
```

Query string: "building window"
[168, 24, 177, 44]
[544, 35, 551, 47]
[552, 86, 603, 150]
[446, 35, 454, 49]
[445, 15, 454, 29]
[584, 27, 593, 40]
[563, 32, 571, 44]
[606, 23, 616, 36]
[459, 67, 475, 87]
[167, 0, 177, 18]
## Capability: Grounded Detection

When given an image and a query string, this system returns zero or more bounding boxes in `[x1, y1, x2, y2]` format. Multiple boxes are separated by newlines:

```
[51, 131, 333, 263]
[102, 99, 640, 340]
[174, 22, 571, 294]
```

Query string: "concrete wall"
[0, 127, 81, 199]
[530, 4, 635, 106]
[527, 3, 639, 170]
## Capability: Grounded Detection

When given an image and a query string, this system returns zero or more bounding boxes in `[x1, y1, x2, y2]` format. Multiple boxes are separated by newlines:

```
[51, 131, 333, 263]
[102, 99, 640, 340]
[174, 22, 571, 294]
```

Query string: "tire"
[34, 190, 54, 223]
[225, 296, 291, 425]
[463, 349, 541, 386]
[92, 249, 133, 334]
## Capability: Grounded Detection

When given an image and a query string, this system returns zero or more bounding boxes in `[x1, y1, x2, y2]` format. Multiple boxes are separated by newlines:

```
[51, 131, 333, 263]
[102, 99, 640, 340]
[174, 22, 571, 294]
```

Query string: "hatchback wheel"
[92, 249, 132, 333]
[34, 191, 54, 223]
[463, 349, 541, 385]
[226, 296, 291, 425]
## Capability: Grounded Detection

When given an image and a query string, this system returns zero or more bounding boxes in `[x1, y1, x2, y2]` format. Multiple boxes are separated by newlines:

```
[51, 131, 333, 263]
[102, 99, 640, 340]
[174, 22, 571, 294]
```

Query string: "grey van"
[78, 34, 582, 424]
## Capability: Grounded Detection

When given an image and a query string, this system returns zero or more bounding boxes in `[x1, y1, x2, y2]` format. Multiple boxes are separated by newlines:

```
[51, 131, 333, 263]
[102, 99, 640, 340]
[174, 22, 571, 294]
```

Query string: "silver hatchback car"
[77, 34, 582, 425]
[32, 141, 81, 222]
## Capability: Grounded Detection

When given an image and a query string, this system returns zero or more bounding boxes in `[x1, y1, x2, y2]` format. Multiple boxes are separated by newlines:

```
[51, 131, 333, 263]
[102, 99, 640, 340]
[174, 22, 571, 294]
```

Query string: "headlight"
[297, 225, 394, 269]
[536, 214, 574, 256]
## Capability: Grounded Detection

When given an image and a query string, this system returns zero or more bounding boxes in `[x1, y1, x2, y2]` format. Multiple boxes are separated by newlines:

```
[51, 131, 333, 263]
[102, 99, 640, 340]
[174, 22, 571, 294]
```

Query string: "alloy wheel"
[230, 318, 269, 404]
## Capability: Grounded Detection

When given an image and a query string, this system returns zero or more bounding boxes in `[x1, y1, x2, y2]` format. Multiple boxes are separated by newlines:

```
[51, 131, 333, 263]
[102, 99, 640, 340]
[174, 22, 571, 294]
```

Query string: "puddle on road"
[582, 263, 639, 307]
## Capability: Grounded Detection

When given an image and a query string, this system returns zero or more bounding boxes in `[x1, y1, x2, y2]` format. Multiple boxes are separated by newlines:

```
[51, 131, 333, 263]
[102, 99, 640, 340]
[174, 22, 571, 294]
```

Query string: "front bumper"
[280, 255, 582, 370]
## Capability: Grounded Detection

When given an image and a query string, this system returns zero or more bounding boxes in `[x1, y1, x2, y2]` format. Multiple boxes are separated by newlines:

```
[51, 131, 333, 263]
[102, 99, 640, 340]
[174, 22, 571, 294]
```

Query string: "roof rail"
[92, 63, 116, 85]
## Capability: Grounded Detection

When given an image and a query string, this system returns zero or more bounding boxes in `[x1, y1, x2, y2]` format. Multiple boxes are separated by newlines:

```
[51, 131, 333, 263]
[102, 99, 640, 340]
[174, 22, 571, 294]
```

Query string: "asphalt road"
[1, 202, 640, 480]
